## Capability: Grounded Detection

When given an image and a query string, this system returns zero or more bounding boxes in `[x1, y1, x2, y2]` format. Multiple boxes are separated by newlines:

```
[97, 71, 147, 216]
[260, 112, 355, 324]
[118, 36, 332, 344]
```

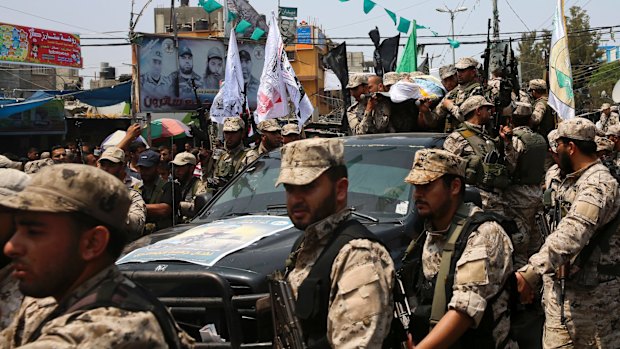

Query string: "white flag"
[210, 29, 246, 124]
[255, 12, 314, 128]
[548, 0, 575, 120]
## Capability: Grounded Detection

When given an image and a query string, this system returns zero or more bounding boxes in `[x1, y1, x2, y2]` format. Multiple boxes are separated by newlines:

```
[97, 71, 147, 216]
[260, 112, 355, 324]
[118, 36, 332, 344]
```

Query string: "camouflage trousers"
[503, 185, 544, 269]
[479, 188, 506, 217]
[542, 276, 620, 349]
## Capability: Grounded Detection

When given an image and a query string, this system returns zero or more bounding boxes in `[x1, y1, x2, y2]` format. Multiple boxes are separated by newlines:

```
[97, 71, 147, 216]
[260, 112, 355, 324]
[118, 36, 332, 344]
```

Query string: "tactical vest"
[214, 147, 253, 180]
[444, 83, 483, 132]
[27, 275, 185, 349]
[511, 128, 547, 185]
[289, 219, 382, 349]
[400, 205, 517, 349]
[534, 97, 556, 140]
[457, 125, 510, 190]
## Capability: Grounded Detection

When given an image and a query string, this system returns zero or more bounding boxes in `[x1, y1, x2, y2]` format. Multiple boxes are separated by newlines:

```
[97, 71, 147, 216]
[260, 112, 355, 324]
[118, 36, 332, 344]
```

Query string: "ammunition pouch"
[464, 156, 509, 190]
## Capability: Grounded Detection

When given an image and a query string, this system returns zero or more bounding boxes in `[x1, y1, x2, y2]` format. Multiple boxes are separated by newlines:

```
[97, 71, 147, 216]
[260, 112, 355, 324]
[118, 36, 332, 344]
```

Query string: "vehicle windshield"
[199, 143, 425, 223]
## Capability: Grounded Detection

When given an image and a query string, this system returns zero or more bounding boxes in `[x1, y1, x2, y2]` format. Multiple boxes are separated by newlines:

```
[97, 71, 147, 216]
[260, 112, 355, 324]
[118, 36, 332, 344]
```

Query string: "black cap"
[239, 50, 251, 61]
[137, 149, 160, 168]
[179, 45, 193, 57]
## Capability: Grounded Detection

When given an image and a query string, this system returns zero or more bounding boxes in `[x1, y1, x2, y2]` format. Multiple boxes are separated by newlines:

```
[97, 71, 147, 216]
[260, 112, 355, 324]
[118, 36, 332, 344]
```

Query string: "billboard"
[136, 34, 264, 113]
[0, 22, 82, 69]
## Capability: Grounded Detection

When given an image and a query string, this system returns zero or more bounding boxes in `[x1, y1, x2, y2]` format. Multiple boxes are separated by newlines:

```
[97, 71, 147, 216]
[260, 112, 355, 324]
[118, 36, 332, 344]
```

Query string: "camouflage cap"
[0, 155, 22, 170]
[171, 151, 197, 166]
[281, 123, 301, 136]
[439, 64, 457, 79]
[601, 103, 611, 111]
[606, 124, 620, 137]
[383, 72, 400, 86]
[557, 117, 596, 142]
[0, 164, 131, 232]
[0, 169, 30, 199]
[345, 73, 368, 89]
[276, 138, 344, 187]
[40, 152, 50, 159]
[404, 148, 466, 185]
[24, 158, 54, 174]
[223, 117, 245, 132]
[529, 79, 547, 91]
[547, 129, 559, 153]
[595, 136, 615, 152]
[460, 95, 494, 116]
[513, 101, 533, 117]
[98, 146, 125, 164]
[455, 57, 479, 70]
[257, 119, 281, 133]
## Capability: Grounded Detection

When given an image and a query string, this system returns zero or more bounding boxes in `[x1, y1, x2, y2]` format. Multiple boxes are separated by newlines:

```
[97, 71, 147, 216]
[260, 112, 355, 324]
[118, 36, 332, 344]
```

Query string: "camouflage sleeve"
[521, 168, 619, 287]
[126, 189, 146, 241]
[238, 149, 259, 172]
[13, 307, 172, 348]
[531, 101, 546, 126]
[448, 221, 514, 327]
[442, 132, 468, 157]
[327, 239, 395, 348]
[504, 136, 525, 174]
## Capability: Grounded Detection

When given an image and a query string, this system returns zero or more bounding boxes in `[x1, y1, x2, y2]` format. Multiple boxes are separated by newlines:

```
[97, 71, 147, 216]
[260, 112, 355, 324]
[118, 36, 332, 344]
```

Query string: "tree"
[518, 30, 551, 84]
[517, 6, 602, 110]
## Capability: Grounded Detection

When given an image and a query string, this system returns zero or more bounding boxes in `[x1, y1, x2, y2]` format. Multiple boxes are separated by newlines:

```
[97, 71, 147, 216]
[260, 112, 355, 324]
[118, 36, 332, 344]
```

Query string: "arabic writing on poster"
[0, 22, 82, 69]
[116, 216, 294, 267]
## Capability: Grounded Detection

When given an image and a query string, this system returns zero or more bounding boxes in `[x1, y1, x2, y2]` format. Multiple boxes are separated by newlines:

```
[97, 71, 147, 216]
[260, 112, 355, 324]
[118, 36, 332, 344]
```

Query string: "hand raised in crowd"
[442, 98, 455, 110]
[127, 123, 142, 139]
[499, 125, 512, 141]
[417, 98, 432, 114]
[365, 94, 378, 112]
[515, 272, 535, 304]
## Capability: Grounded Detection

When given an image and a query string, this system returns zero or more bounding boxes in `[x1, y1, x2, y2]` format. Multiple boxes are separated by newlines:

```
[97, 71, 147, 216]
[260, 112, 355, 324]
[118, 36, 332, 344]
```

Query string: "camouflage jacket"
[432, 81, 484, 124]
[287, 208, 395, 348]
[213, 143, 259, 181]
[0, 265, 21, 331]
[0, 265, 194, 348]
[347, 97, 390, 135]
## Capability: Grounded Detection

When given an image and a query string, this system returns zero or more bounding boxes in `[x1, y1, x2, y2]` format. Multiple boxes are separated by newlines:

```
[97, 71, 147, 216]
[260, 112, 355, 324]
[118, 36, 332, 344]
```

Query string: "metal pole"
[451, 12, 456, 64]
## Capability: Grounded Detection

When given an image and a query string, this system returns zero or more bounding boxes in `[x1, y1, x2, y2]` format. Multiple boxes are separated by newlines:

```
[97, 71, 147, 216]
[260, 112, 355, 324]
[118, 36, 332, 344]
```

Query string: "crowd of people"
[0, 55, 619, 348]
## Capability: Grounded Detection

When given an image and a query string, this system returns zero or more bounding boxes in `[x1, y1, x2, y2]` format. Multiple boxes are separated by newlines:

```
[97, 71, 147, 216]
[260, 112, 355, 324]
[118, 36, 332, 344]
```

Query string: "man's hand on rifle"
[499, 125, 512, 142]
[515, 272, 535, 304]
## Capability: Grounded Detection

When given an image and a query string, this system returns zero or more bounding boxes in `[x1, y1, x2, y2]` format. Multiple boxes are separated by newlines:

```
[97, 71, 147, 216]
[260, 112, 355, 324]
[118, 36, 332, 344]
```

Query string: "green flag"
[396, 20, 417, 73]
[447, 37, 460, 48]
[235, 19, 252, 34]
[227, 11, 237, 23]
[363, 0, 376, 14]
[385, 9, 397, 25]
[250, 28, 265, 40]
[397, 17, 411, 34]
[199, 0, 222, 13]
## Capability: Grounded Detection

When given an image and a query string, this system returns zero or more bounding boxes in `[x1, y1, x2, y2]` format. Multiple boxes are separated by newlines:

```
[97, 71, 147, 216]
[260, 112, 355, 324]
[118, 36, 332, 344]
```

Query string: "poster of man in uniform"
[136, 34, 264, 113]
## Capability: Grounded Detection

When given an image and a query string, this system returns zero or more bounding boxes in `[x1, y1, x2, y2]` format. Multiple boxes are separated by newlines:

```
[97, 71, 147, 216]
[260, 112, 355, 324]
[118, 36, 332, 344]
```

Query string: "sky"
[1, 0, 618, 87]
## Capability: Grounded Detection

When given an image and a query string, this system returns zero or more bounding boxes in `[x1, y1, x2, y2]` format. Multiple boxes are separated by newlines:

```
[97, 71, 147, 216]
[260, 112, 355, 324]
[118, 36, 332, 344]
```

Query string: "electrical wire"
[504, 0, 531, 32]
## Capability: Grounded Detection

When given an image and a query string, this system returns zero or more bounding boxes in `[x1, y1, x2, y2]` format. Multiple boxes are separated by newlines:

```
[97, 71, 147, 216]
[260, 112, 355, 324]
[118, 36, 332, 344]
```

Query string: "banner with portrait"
[135, 34, 264, 113]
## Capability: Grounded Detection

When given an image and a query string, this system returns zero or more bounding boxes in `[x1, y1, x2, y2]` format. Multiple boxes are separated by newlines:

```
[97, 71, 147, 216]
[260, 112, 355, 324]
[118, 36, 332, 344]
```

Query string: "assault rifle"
[268, 271, 306, 349]
[481, 19, 491, 89]
[189, 78, 213, 150]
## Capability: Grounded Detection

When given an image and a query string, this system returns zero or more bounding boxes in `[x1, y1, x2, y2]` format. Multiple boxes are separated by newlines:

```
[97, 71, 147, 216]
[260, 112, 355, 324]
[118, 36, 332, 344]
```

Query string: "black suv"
[118, 133, 445, 347]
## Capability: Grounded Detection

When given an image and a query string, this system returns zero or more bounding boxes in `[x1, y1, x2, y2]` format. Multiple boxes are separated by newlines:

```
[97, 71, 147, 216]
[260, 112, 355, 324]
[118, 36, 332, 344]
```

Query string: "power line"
[504, 0, 531, 32]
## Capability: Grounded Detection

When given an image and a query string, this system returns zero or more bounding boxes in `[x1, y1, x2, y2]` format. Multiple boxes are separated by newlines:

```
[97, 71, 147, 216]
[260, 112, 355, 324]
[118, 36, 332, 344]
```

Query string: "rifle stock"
[268, 271, 306, 349]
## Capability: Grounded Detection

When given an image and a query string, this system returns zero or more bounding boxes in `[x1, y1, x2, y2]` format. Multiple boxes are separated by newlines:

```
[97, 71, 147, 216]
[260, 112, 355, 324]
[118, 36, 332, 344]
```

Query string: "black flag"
[369, 27, 383, 76]
[379, 34, 400, 74]
[323, 42, 351, 134]
[417, 55, 430, 75]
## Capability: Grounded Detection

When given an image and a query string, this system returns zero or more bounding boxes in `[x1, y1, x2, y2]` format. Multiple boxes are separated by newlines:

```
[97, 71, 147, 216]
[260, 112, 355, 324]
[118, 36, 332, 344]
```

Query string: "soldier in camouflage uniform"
[597, 103, 620, 134]
[419, 57, 484, 132]
[346, 74, 390, 135]
[277, 138, 394, 348]
[403, 148, 516, 348]
[281, 123, 302, 145]
[211, 117, 258, 188]
[382, 72, 400, 91]
[500, 102, 547, 268]
[605, 124, 620, 170]
[256, 119, 282, 155]
[0, 164, 193, 348]
[0, 170, 30, 330]
[443, 95, 506, 215]
[517, 118, 620, 348]
[529, 79, 557, 140]
[544, 129, 563, 192]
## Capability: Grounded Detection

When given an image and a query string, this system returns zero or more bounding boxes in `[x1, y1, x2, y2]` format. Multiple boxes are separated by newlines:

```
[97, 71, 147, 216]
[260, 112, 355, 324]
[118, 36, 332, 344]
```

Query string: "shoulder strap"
[295, 219, 381, 348]
[429, 205, 471, 326]
[457, 124, 489, 158]
[28, 277, 184, 349]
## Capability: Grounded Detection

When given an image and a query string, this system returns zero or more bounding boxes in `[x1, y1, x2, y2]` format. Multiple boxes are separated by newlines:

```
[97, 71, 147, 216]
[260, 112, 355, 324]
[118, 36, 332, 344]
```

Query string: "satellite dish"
[612, 79, 620, 103]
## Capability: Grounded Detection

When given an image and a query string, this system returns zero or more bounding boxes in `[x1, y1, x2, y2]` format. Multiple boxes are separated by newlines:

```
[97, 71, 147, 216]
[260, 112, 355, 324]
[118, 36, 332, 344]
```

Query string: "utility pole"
[436, 5, 468, 64]
[492, 0, 500, 40]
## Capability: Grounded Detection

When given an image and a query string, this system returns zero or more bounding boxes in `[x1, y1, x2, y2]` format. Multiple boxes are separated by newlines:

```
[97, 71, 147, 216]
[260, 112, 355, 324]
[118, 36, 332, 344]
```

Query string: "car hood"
[117, 214, 412, 291]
